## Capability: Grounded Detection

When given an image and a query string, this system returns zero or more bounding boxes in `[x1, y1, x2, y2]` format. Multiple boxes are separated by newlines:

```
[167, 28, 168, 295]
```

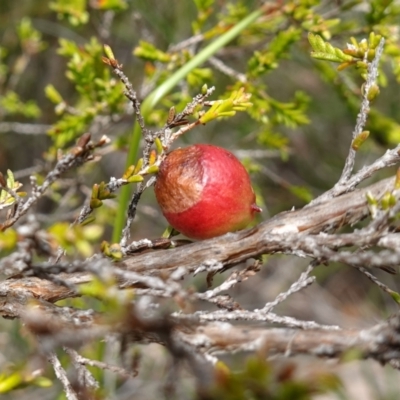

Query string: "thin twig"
[169, 34, 205, 52]
[339, 38, 385, 183]
[120, 176, 156, 248]
[48, 352, 78, 400]
[208, 56, 247, 83]
[263, 262, 317, 313]
[0, 122, 50, 134]
[355, 266, 400, 301]
[309, 38, 388, 207]
[109, 64, 146, 133]
[65, 347, 99, 390]
[309, 143, 400, 206]
[178, 309, 341, 330]
[66, 348, 136, 379]
[1, 135, 108, 231]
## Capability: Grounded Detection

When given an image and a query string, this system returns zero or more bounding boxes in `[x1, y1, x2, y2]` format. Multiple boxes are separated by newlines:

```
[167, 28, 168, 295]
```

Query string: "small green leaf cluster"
[0, 91, 40, 119]
[284, 0, 340, 40]
[86, 144, 161, 224]
[90, 181, 117, 210]
[135, 43, 214, 93]
[133, 41, 172, 63]
[308, 32, 353, 65]
[48, 221, 103, 257]
[366, 187, 397, 220]
[0, 170, 26, 210]
[50, 0, 127, 25]
[248, 27, 301, 78]
[49, 0, 89, 26]
[0, 19, 45, 117]
[100, 241, 123, 260]
[122, 164, 144, 184]
[16, 18, 46, 55]
[308, 32, 383, 73]
[365, 0, 400, 27]
[46, 37, 126, 149]
[187, 67, 213, 89]
[192, 0, 214, 34]
[269, 91, 310, 128]
[241, 83, 309, 158]
[122, 150, 160, 182]
[199, 87, 252, 124]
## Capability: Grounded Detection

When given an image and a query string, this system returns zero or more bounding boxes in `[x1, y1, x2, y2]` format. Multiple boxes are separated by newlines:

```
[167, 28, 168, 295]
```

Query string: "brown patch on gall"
[155, 146, 204, 214]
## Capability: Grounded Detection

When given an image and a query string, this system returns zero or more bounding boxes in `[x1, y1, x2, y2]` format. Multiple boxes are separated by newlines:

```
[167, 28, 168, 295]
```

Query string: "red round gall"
[154, 144, 261, 240]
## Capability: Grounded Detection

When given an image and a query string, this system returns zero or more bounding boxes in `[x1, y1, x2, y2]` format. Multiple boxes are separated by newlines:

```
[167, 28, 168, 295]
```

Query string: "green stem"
[112, 8, 264, 243]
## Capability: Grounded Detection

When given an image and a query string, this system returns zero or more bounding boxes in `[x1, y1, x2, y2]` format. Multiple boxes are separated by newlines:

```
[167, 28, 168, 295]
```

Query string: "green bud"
[109, 243, 123, 260]
[337, 61, 352, 71]
[122, 165, 135, 179]
[45, 84, 63, 104]
[390, 291, 400, 304]
[155, 137, 163, 154]
[351, 131, 369, 151]
[127, 175, 144, 183]
[367, 49, 375, 62]
[134, 158, 143, 174]
[149, 150, 157, 165]
[91, 184, 99, 199]
[366, 191, 377, 206]
[101, 240, 110, 256]
[381, 193, 389, 209]
[356, 61, 368, 70]
[359, 39, 368, 53]
[167, 106, 175, 124]
[80, 215, 96, 226]
[395, 168, 400, 190]
[389, 193, 396, 208]
[367, 84, 380, 101]
[90, 198, 103, 209]
[104, 44, 115, 60]
[147, 165, 159, 174]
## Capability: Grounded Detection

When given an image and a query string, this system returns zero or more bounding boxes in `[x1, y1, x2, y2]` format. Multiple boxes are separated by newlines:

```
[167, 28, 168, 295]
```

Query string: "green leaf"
[270, 91, 310, 128]
[50, 0, 89, 25]
[127, 175, 144, 183]
[308, 33, 353, 63]
[289, 185, 313, 203]
[0, 229, 18, 252]
[146, 165, 159, 174]
[17, 18, 46, 54]
[248, 27, 301, 77]
[351, 131, 370, 151]
[187, 68, 213, 88]
[133, 41, 171, 63]
[45, 84, 63, 104]
[390, 290, 400, 304]
[0, 91, 41, 118]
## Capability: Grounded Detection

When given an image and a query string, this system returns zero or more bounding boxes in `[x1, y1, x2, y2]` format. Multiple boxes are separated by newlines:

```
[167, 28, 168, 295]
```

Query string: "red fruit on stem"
[154, 144, 261, 240]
